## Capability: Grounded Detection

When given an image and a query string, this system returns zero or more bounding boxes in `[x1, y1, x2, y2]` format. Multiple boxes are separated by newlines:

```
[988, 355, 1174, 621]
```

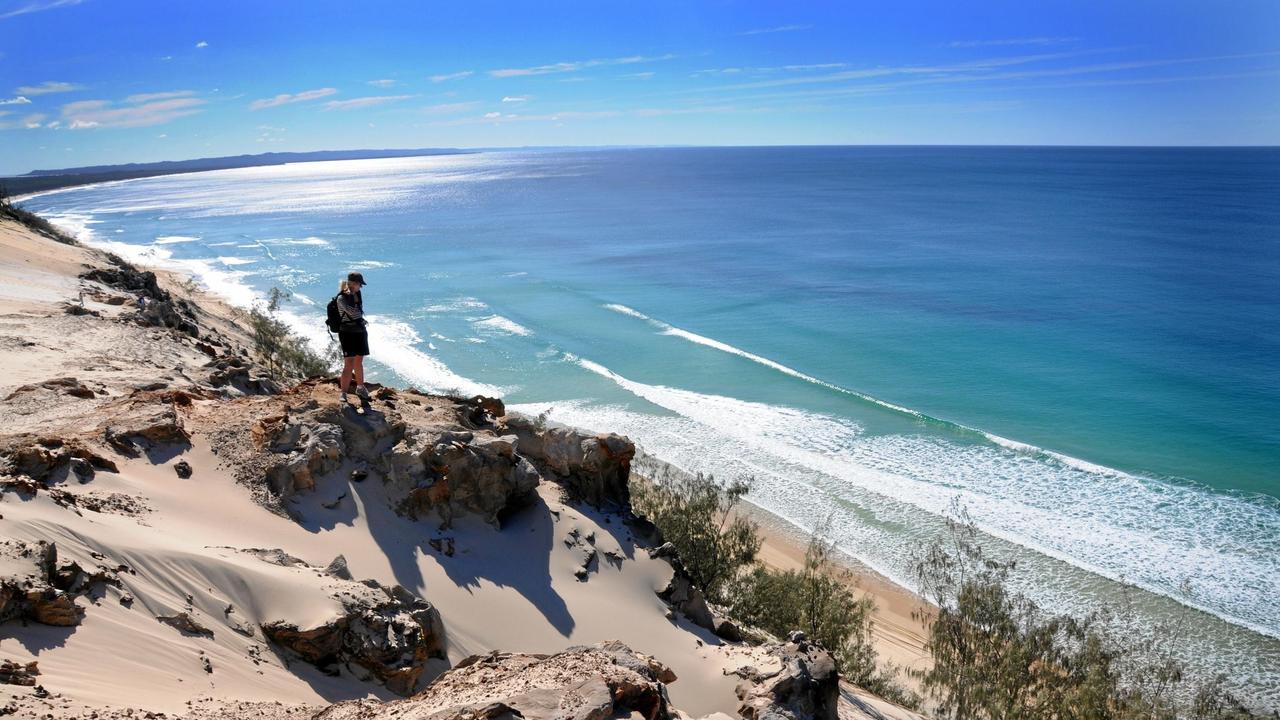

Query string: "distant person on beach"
[336, 272, 370, 403]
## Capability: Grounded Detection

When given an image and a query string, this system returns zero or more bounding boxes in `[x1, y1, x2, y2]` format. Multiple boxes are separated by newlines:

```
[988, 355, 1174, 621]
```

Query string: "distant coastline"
[0, 147, 475, 196]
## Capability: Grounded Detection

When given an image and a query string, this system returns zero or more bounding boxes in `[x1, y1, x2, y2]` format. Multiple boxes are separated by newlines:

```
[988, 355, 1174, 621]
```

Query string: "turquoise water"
[23, 147, 1280, 703]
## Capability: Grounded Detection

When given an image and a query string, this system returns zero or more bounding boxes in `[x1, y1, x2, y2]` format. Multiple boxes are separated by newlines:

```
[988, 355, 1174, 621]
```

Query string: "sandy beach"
[0, 215, 926, 719]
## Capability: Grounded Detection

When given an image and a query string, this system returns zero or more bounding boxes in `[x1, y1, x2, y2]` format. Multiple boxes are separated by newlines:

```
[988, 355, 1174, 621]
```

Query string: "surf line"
[601, 302, 1133, 480]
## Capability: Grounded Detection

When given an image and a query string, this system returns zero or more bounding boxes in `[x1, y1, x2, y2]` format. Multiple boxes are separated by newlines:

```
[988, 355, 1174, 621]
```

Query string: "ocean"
[22, 146, 1280, 705]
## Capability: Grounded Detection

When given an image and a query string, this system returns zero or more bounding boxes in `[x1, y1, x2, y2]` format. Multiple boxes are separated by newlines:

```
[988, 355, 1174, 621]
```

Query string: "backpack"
[325, 295, 342, 333]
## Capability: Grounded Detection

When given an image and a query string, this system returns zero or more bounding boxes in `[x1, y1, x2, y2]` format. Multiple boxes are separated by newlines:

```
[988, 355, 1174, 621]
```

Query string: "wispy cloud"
[195, 40, 208, 48]
[738, 24, 812, 36]
[249, 87, 337, 110]
[0, 112, 49, 130]
[621, 71, 656, 79]
[489, 53, 677, 78]
[421, 101, 480, 115]
[62, 93, 205, 129]
[430, 71, 473, 83]
[0, 96, 31, 105]
[949, 37, 1079, 48]
[692, 63, 847, 77]
[501, 95, 530, 103]
[0, 0, 85, 21]
[16, 81, 83, 95]
[126, 90, 196, 103]
[367, 79, 397, 88]
[323, 94, 412, 110]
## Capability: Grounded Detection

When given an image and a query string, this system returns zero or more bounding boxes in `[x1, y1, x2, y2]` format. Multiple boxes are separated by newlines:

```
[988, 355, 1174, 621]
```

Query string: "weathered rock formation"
[734, 633, 840, 720]
[0, 540, 83, 627]
[312, 640, 676, 720]
[505, 414, 635, 509]
[262, 578, 445, 696]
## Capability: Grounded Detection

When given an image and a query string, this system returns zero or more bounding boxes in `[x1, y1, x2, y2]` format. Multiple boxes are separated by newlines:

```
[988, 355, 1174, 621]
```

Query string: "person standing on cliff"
[337, 272, 370, 404]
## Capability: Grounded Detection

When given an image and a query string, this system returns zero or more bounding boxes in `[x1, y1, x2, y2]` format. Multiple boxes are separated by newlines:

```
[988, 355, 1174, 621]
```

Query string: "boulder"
[505, 415, 634, 508]
[102, 401, 191, 457]
[0, 540, 83, 627]
[0, 437, 118, 485]
[392, 430, 539, 527]
[735, 637, 840, 720]
[263, 421, 345, 497]
[313, 640, 676, 720]
[263, 581, 445, 696]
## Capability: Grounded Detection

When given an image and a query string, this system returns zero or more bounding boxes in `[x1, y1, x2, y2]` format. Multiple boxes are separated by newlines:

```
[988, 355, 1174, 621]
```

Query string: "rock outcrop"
[313, 640, 676, 720]
[505, 414, 634, 508]
[734, 633, 840, 720]
[0, 540, 83, 627]
[262, 579, 445, 696]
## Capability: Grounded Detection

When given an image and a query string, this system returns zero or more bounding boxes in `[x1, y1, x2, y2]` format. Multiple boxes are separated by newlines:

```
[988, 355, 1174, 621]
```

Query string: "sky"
[1, 0, 1278, 175]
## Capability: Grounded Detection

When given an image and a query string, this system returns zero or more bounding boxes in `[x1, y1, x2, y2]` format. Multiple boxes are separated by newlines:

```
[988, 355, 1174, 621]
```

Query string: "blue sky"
[1, 0, 1278, 174]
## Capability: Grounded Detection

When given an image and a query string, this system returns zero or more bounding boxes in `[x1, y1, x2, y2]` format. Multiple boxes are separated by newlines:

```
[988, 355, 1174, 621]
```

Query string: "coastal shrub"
[726, 526, 921, 709]
[914, 507, 1269, 720]
[0, 187, 78, 245]
[251, 287, 330, 380]
[629, 470, 761, 603]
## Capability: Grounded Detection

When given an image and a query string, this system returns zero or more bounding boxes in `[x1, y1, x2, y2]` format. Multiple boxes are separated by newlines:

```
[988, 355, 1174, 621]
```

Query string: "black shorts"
[338, 328, 369, 358]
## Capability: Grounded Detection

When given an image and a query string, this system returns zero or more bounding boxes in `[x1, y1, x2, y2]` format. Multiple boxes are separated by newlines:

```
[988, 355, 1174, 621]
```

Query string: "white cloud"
[62, 94, 205, 129]
[23, 113, 46, 128]
[430, 71, 474, 82]
[195, 40, 208, 48]
[501, 95, 530, 103]
[0, 96, 32, 105]
[483, 111, 501, 119]
[0, 0, 85, 21]
[161, 55, 173, 61]
[738, 24, 812, 36]
[489, 53, 677, 78]
[126, 90, 196, 103]
[16, 81, 83, 95]
[323, 94, 413, 110]
[621, 71, 656, 79]
[367, 79, 397, 88]
[249, 87, 337, 110]
[421, 101, 480, 115]
[949, 37, 1079, 48]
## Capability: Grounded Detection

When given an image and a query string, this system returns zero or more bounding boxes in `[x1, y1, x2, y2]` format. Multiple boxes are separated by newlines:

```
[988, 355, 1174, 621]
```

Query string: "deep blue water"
[23, 146, 1280, 703]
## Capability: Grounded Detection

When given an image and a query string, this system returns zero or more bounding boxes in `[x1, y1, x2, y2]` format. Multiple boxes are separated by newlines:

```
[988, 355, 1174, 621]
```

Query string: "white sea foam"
[472, 315, 534, 337]
[349, 260, 395, 269]
[207, 241, 238, 247]
[421, 297, 488, 313]
[567, 354, 1280, 643]
[218, 256, 258, 266]
[283, 236, 330, 246]
[154, 235, 199, 244]
[45, 212, 501, 400]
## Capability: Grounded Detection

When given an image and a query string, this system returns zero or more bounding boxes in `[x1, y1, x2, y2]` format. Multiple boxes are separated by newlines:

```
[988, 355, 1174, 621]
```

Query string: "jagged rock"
[0, 540, 84, 627]
[457, 395, 505, 428]
[735, 639, 839, 720]
[174, 460, 193, 478]
[713, 615, 743, 642]
[350, 468, 368, 483]
[157, 612, 215, 638]
[207, 355, 277, 395]
[102, 400, 191, 457]
[263, 421, 345, 497]
[427, 537, 455, 557]
[0, 437, 118, 484]
[3, 377, 96, 401]
[313, 640, 676, 720]
[263, 581, 445, 696]
[392, 429, 539, 527]
[651, 544, 716, 631]
[0, 660, 39, 687]
[325, 555, 354, 580]
[505, 415, 634, 508]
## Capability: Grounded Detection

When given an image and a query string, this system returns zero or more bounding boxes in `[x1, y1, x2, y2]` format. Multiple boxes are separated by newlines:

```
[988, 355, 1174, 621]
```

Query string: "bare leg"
[340, 357, 355, 394]
[354, 356, 365, 387]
